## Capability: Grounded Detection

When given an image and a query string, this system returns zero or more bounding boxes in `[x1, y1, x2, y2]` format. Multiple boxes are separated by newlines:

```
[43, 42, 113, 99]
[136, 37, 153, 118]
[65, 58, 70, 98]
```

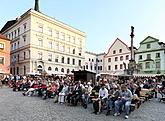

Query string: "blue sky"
[0, 0, 165, 53]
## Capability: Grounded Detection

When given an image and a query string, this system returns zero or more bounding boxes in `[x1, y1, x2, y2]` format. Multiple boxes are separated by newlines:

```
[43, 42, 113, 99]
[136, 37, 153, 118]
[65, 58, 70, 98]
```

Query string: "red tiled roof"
[0, 34, 10, 41]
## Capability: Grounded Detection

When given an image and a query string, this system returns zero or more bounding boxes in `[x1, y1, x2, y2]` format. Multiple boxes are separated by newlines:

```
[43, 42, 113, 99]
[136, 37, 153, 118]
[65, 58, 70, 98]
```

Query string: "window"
[48, 54, 52, 61]
[38, 25, 43, 33]
[55, 56, 59, 62]
[14, 30, 17, 38]
[78, 38, 82, 45]
[139, 55, 142, 60]
[55, 31, 59, 38]
[108, 65, 111, 70]
[100, 60, 102, 62]
[67, 69, 70, 74]
[120, 56, 123, 61]
[0, 57, 4, 64]
[108, 58, 111, 62]
[55, 67, 58, 71]
[156, 62, 160, 69]
[61, 32, 65, 40]
[126, 55, 129, 60]
[145, 62, 150, 69]
[48, 41, 52, 49]
[89, 58, 91, 61]
[113, 50, 116, 54]
[147, 44, 151, 49]
[115, 65, 118, 70]
[24, 52, 26, 60]
[61, 45, 65, 52]
[86, 65, 88, 69]
[120, 64, 123, 69]
[73, 49, 75, 54]
[17, 54, 19, 62]
[67, 35, 70, 42]
[100, 66, 102, 70]
[11, 32, 13, 39]
[119, 49, 122, 53]
[115, 57, 118, 61]
[79, 60, 81, 66]
[147, 54, 151, 59]
[18, 28, 20, 36]
[55, 43, 59, 50]
[90, 65, 93, 70]
[17, 41, 19, 48]
[48, 28, 52, 36]
[48, 67, 52, 71]
[61, 57, 64, 63]
[92, 59, 94, 62]
[72, 36, 76, 43]
[0, 43, 4, 50]
[156, 53, 160, 58]
[72, 58, 75, 65]
[23, 35, 26, 42]
[38, 52, 42, 60]
[61, 68, 64, 73]
[67, 57, 70, 64]
[38, 38, 43, 47]
[23, 23, 27, 32]
[14, 43, 16, 49]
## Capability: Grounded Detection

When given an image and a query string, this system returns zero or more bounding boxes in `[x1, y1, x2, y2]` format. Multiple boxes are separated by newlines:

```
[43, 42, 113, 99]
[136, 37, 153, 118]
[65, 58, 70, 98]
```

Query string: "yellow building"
[1, 9, 86, 75]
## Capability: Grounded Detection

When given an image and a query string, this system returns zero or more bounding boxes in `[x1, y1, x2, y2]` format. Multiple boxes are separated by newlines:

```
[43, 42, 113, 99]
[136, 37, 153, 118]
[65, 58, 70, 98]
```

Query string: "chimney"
[34, 0, 39, 12]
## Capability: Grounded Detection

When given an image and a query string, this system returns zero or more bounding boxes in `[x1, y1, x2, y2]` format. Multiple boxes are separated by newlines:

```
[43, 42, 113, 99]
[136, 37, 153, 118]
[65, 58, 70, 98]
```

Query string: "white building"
[1, 9, 86, 75]
[104, 38, 131, 75]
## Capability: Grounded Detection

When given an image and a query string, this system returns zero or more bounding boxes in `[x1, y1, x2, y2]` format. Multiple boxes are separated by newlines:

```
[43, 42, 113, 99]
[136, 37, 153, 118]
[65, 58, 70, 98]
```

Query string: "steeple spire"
[34, 0, 39, 12]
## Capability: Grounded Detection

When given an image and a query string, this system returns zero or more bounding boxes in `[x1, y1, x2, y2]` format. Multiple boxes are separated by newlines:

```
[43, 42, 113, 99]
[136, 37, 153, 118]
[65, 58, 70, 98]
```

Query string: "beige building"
[1, 9, 86, 75]
[104, 38, 131, 75]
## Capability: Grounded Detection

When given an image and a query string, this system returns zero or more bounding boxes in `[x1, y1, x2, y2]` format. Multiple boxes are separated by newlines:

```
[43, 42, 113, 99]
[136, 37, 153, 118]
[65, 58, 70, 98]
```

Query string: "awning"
[133, 74, 156, 77]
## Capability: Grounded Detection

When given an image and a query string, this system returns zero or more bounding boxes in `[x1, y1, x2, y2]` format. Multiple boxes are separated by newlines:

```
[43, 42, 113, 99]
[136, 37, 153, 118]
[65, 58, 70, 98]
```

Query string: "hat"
[85, 85, 88, 88]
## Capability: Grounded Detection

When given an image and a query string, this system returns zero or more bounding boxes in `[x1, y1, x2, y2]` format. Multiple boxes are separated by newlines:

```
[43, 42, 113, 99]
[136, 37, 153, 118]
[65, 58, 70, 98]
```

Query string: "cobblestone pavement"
[0, 87, 165, 121]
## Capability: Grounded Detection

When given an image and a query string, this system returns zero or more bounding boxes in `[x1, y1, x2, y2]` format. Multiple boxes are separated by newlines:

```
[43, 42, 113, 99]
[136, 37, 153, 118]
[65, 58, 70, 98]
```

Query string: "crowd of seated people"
[6, 75, 165, 119]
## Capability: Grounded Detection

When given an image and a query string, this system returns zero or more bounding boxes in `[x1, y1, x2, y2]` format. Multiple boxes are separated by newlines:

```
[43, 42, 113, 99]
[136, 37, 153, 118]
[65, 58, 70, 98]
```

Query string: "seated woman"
[58, 82, 68, 104]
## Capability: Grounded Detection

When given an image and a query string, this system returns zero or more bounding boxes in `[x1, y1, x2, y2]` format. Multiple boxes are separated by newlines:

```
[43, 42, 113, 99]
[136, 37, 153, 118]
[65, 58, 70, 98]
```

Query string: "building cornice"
[135, 49, 165, 54]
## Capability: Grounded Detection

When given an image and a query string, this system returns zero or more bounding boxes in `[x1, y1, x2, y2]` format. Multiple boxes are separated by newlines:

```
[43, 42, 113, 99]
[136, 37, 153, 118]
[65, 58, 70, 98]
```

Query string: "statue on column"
[34, 0, 40, 12]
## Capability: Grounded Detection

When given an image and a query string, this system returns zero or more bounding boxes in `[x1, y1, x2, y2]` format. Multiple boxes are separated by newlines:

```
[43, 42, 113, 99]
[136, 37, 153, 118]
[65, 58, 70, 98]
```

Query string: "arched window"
[61, 68, 64, 73]
[55, 67, 58, 71]
[67, 69, 70, 74]
[48, 67, 52, 71]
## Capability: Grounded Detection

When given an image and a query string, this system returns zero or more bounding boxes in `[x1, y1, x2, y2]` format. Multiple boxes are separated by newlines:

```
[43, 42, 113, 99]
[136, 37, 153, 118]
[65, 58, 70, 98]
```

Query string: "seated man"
[106, 85, 120, 116]
[71, 82, 82, 106]
[114, 84, 132, 119]
[95, 84, 108, 114]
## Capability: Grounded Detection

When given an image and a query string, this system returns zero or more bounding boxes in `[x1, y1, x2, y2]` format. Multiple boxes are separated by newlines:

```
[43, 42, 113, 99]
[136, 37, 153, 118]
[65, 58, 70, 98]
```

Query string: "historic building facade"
[1, 9, 86, 75]
[135, 36, 165, 75]
[104, 38, 131, 75]
[0, 34, 10, 74]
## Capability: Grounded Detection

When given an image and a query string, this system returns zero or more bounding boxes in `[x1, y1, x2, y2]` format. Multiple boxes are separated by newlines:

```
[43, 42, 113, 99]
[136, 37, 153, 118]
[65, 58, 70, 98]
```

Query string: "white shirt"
[99, 88, 108, 99]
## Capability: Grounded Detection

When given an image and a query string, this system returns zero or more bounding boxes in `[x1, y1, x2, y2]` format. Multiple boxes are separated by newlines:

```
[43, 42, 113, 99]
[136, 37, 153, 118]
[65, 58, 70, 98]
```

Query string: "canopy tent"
[133, 74, 156, 77]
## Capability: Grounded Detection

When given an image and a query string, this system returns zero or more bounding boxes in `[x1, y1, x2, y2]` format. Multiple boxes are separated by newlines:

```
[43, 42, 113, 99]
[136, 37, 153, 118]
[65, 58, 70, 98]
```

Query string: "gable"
[140, 36, 159, 44]
[105, 38, 130, 56]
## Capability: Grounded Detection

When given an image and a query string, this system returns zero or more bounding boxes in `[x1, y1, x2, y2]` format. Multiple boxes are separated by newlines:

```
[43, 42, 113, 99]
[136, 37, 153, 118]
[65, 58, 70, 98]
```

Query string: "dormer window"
[147, 44, 151, 49]
[113, 50, 116, 54]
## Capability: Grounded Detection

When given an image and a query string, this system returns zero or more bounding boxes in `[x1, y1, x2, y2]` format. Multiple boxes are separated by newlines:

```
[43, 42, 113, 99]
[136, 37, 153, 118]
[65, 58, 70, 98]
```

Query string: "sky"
[0, 0, 165, 54]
